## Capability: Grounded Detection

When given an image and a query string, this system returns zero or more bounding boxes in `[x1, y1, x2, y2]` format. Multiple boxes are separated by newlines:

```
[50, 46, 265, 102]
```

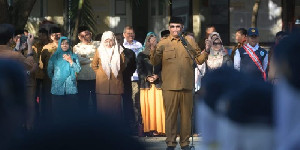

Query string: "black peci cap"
[14, 29, 24, 36]
[78, 26, 90, 34]
[49, 27, 61, 35]
[160, 30, 170, 37]
[169, 16, 184, 25]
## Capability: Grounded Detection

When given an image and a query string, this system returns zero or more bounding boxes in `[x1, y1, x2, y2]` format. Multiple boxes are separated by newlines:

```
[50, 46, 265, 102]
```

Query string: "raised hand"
[27, 33, 34, 54]
[63, 54, 73, 65]
[205, 39, 212, 53]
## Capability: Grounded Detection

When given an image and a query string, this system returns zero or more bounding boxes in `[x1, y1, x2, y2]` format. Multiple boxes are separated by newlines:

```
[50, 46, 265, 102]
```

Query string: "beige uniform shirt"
[39, 42, 58, 78]
[0, 45, 37, 86]
[150, 35, 208, 91]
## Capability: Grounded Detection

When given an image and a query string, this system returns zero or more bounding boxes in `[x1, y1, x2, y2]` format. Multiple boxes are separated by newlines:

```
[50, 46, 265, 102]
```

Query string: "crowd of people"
[0, 15, 300, 150]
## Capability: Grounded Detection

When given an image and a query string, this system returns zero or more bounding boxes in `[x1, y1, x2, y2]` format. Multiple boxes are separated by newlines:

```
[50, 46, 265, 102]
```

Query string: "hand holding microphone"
[178, 33, 187, 46]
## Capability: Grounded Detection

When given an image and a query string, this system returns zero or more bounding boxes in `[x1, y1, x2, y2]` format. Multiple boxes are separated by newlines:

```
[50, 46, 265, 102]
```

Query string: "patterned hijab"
[206, 33, 226, 70]
[141, 32, 156, 55]
[50, 36, 74, 82]
[98, 31, 124, 79]
[208, 32, 225, 56]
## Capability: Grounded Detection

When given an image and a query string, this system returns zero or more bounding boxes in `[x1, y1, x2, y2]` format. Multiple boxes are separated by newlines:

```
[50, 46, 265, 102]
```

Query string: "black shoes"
[166, 145, 191, 150]
[181, 145, 191, 150]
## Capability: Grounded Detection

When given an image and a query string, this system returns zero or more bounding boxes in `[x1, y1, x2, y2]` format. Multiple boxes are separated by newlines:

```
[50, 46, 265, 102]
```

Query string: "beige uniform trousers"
[163, 90, 193, 147]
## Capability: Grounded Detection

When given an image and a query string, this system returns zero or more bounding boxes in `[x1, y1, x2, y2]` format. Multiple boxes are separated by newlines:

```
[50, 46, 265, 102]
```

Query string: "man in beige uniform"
[39, 27, 62, 120]
[0, 24, 37, 133]
[150, 17, 209, 150]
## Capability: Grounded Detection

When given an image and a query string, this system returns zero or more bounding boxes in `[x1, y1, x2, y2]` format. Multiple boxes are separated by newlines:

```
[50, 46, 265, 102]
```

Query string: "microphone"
[178, 33, 187, 46]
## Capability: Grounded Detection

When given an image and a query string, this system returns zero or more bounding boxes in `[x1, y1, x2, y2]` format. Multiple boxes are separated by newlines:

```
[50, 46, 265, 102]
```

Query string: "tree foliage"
[70, 0, 96, 41]
[0, 0, 37, 29]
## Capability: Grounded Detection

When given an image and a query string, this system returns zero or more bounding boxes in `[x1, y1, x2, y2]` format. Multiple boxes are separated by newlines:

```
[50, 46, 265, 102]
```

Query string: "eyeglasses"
[213, 42, 222, 46]
[170, 25, 181, 28]
[51, 33, 61, 36]
[80, 32, 91, 38]
[61, 41, 69, 45]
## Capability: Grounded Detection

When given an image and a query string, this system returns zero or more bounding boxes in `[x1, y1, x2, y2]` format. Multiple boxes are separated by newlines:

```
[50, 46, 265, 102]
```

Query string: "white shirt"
[73, 41, 100, 80]
[195, 63, 206, 91]
[234, 43, 268, 71]
[275, 78, 300, 150]
[123, 39, 143, 81]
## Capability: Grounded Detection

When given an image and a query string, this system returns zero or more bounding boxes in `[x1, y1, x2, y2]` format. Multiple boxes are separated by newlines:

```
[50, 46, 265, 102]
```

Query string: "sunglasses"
[213, 42, 222, 45]
[170, 25, 182, 28]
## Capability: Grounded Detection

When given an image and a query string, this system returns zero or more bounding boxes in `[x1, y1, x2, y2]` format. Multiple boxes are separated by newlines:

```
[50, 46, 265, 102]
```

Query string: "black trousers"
[77, 80, 96, 114]
[51, 94, 79, 123]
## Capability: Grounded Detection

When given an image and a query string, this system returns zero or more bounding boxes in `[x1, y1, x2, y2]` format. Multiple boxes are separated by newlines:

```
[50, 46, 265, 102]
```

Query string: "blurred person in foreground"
[0, 24, 38, 131]
[199, 66, 273, 150]
[150, 17, 209, 150]
[218, 81, 274, 150]
[199, 67, 249, 149]
[12, 29, 38, 131]
[8, 114, 145, 150]
[0, 60, 27, 149]
[0, 24, 35, 76]
[273, 31, 300, 150]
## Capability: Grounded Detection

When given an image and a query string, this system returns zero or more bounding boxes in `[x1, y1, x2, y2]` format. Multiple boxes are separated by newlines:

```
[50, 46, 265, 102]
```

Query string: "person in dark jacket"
[115, 33, 137, 134]
[137, 32, 165, 136]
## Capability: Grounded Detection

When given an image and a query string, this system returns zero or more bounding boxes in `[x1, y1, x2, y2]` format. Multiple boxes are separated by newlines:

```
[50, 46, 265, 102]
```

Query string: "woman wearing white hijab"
[92, 31, 125, 120]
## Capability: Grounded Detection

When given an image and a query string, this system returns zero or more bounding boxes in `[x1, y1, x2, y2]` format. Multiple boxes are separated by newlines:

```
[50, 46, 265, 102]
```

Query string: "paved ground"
[138, 137, 202, 150]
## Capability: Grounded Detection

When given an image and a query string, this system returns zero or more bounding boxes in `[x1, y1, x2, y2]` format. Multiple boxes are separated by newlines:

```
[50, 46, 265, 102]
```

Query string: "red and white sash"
[243, 45, 266, 81]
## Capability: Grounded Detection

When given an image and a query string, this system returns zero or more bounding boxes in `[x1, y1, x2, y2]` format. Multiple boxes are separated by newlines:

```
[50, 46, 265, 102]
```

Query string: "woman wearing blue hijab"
[47, 36, 81, 122]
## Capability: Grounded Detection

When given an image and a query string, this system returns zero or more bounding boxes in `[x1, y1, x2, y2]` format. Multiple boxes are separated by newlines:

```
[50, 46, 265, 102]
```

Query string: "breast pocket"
[164, 49, 176, 60]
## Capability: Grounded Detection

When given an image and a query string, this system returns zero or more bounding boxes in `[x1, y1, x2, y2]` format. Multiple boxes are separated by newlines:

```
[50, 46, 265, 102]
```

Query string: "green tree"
[70, 0, 96, 42]
[0, 0, 37, 29]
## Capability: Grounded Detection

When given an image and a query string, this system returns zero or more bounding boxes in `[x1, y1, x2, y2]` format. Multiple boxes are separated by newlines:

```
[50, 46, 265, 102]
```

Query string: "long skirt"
[140, 84, 165, 133]
[96, 94, 122, 121]
[51, 94, 79, 123]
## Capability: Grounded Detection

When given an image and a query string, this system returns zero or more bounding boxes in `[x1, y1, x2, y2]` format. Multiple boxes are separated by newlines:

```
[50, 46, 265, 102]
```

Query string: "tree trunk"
[72, 0, 85, 42]
[251, 0, 261, 27]
[282, 0, 295, 32]
[0, 0, 10, 24]
[0, 0, 36, 29]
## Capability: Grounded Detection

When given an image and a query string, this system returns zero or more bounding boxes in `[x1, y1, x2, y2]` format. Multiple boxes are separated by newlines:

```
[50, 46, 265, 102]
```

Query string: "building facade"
[27, 0, 300, 45]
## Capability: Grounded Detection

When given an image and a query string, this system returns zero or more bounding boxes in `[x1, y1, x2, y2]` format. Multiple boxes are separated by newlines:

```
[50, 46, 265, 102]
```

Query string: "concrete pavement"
[137, 137, 203, 150]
